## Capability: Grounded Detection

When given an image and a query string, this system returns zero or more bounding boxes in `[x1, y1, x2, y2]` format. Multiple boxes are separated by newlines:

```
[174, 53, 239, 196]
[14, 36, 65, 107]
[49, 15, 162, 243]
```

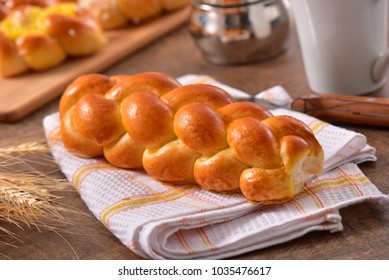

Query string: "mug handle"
[372, 49, 389, 82]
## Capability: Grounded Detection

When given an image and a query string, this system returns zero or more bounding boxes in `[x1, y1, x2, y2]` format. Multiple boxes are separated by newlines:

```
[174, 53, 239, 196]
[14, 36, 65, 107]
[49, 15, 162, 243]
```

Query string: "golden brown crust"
[45, 12, 106, 56]
[217, 102, 273, 124]
[2, 0, 49, 9]
[16, 33, 66, 70]
[0, 31, 28, 77]
[59, 73, 116, 118]
[105, 72, 182, 102]
[78, 0, 190, 29]
[240, 167, 294, 204]
[0, 4, 9, 20]
[72, 93, 125, 146]
[121, 90, 176, 149]
[78, 0, 127, 30]
[61, 106, 104, 157]
[194, 148, 247, 193]
[59, 71, 325, 204]
[0, 2, 105, 77]
[1, 0, 76, 10]
[160, 0, 190, 11]
[116, 0, 162, 24]
[227, 117, 282, 169]
[161, 84, 235, 111]
[262, 115, 324, 159]
[174, 103, 228, 156]
[104, 133, 144, 169]
[143, 140, 200, 183]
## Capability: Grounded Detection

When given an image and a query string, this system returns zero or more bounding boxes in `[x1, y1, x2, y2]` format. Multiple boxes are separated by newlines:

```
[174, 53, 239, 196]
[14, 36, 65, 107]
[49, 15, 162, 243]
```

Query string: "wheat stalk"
[0, 138, 87, 251]
[0, 142, 48, 154]
[0, 172, 71, 234]
[0, 139, 54, 169]
[1, 186, 45, 212]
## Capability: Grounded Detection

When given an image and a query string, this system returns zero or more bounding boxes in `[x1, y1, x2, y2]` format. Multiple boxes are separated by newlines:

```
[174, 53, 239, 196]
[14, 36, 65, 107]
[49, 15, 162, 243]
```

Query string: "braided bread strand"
[59, 72, 324, 203]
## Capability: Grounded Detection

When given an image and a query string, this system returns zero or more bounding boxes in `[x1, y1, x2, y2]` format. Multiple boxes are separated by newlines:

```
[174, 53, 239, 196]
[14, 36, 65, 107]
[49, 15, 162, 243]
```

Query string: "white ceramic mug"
[291, 0, 389, 95]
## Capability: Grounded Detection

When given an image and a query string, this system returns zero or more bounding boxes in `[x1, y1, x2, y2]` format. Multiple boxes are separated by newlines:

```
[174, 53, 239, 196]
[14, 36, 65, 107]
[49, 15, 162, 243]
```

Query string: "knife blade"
[237, 93, 389, 127]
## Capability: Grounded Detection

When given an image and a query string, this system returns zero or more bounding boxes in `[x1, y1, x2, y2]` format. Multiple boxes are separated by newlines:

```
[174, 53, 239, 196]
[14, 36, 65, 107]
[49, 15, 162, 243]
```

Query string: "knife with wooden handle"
[238, 94, 389, 127]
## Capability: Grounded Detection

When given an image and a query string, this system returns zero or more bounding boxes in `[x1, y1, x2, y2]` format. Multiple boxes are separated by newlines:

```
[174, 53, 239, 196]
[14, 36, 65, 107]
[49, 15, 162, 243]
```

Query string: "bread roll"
[0, 32, 28, 77]
[0, 4, 9, 21]
[160, 0, 191, 11]
[60, 72, 324, 204]
[0, 1, 76, 17]
[78, 0, 190, 29]
[16, 33, 66, 70]
[77, 0, 127, 29]
[0, 2, 105, 77]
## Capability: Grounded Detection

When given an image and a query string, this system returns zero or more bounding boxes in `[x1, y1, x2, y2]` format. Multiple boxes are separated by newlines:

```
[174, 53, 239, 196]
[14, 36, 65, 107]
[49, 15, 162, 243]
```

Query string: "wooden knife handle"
[291, 94, 389, 127]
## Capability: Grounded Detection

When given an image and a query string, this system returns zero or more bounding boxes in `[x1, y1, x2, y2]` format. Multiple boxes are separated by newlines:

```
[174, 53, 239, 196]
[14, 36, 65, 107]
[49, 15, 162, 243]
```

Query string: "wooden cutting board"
[0, 6, 191, 122]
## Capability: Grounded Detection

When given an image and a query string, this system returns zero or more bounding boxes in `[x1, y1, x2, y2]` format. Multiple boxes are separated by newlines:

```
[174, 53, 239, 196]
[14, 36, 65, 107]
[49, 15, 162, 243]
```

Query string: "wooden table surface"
[0, 13, 388, 260]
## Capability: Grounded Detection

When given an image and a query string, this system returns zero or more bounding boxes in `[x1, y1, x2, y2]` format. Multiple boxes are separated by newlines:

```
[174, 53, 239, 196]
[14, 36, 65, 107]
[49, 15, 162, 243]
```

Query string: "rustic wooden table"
[0, 16, 388, 260]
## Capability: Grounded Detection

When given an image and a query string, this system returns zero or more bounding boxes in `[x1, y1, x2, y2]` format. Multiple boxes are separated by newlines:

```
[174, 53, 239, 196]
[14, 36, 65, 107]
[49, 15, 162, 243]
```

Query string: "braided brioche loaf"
[59, 72, 324, 203]
[0, 2, 105, 77]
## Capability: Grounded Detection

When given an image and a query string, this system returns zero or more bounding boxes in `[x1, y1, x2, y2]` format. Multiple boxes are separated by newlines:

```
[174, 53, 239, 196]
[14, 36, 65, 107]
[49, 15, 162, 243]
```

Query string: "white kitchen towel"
[43, 75, 388, 259]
